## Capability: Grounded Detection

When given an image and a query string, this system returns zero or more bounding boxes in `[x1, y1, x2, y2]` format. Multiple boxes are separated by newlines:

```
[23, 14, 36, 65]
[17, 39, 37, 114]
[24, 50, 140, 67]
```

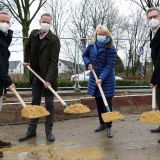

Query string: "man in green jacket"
[19, 13, 60, 142]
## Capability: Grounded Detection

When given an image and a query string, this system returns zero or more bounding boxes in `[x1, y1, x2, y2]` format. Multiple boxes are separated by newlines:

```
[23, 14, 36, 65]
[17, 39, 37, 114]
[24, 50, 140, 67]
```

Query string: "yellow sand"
[64, 103, 91, 114]
[101, 111, 125, 122]
[21, 105, 50, 118]
[2, 144, 103, 160]
[140, 111, 160, 124]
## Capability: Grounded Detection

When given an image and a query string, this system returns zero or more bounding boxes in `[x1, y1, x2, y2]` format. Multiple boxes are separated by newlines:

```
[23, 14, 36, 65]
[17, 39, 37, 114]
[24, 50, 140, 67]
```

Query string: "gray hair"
[146, 7, 160, 16]
[41, 13, 52, 20]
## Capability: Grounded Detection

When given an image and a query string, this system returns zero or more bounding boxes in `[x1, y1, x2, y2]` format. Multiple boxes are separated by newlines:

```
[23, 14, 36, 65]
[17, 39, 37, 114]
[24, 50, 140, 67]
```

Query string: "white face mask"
[149, 18, 160, 29]
[40, 23, 51, 31]
[0, 22, 10, 33]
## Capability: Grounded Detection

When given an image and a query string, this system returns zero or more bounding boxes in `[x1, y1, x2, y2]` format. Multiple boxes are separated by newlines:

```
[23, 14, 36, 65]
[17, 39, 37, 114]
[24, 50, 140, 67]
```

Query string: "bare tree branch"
[30, 0, 47, 23]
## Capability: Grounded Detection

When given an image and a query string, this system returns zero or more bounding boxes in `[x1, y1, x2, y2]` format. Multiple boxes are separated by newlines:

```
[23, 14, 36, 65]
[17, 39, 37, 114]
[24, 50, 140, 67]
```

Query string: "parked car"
[71, 71, 90, 81]
[115, 76, 123, 80]
[71, 71, 123, 81]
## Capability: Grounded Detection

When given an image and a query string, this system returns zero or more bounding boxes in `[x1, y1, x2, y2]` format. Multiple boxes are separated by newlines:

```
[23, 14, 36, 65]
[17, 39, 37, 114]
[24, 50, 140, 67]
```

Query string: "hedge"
[13, 80, 150, 88]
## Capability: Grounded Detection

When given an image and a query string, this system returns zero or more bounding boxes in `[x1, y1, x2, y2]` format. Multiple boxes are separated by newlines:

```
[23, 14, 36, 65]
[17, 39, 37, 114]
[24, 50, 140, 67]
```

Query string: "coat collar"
[33, 29, 53, 40]
[32, 29, 53, 52]
[150, 27, 160, 47]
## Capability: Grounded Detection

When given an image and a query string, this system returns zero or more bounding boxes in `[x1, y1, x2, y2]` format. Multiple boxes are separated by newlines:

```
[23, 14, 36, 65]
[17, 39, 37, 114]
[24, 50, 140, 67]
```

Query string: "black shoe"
[19, 132, 36, 142]
[0, 140, 11, 148]
[106, 128, 113, 138]
[150, 127, 160, 133]
[94, 124, 106, 132]
[158, 139, 160, 143]
[0, 151, 3, 157]
[46, 133, 55, 142]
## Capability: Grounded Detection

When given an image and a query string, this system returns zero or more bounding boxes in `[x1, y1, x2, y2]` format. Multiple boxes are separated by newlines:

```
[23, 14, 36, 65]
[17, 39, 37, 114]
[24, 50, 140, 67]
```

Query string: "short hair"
[41, 13, 52, 20]
[146, 7, 160, 16]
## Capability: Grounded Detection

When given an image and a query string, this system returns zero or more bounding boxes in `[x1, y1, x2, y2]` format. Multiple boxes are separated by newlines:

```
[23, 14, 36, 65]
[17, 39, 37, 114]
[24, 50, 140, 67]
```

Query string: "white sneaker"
[0, 96, 3, 112]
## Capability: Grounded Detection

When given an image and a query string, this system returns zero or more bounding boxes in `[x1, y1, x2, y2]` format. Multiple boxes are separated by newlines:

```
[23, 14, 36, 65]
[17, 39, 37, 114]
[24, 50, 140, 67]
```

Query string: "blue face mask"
[97, 35, 106, 43]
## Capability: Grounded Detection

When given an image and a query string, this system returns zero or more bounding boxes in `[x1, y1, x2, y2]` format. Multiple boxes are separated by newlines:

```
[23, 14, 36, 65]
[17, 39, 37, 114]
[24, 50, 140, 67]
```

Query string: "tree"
[0, 3, 4, 10]
[67, 0, 123, 78]
[129, 0, 160, 11]
[0, 0, 47, 60]
[115, 55, 124, 74]
[70, 0, 120, 55]
[70, 0, 120, 42]
[122, 9, 150, 76]
[43, 0, 70, 37]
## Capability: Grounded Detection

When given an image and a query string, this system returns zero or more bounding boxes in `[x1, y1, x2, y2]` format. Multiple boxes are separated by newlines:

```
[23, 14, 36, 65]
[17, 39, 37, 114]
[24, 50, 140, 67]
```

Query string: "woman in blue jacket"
[82, 25, 117, 138]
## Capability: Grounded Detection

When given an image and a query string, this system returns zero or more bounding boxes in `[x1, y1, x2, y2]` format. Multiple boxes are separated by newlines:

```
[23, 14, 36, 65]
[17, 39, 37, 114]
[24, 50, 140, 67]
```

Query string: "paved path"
[0, 114, 160, 160]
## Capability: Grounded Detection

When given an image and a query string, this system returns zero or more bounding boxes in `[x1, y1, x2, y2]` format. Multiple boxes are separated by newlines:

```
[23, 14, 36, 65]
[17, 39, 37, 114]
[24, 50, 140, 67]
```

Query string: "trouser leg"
[45, 96, 54, 135]
[95, 96, 113, 128]
[156, 86, 160, 110]
[28, 78, 43, 132]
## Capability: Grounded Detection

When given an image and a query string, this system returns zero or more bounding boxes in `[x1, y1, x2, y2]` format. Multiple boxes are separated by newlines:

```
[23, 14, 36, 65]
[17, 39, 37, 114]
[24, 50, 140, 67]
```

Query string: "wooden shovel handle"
[92, 70, 111, 112]
[27, 66, 67, 107]
[12, 88, 26, 108]
[152, 87, 156, 111]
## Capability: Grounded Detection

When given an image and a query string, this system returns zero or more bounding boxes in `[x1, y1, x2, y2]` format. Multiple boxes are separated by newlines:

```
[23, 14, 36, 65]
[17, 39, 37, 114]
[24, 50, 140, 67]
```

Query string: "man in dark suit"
[0, 11, 16, 157]
[19, 13, 60, 142]
[146, 7, 160, 143]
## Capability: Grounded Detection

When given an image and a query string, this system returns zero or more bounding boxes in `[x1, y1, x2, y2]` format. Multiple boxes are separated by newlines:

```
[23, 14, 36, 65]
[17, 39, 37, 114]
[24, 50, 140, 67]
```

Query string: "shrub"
[13, 79, 150, 88]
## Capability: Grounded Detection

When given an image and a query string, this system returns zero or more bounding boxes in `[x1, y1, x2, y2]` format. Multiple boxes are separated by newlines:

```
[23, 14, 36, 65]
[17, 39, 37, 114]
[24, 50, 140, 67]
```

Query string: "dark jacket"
[0, 30, 13, 96]
[150, 27, 160, 85]
[24, 29, 60, 96]
[82, 43, 117, 97]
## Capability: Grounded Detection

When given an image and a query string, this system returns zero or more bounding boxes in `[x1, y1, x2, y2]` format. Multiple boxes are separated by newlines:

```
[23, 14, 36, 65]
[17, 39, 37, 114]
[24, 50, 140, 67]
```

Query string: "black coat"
[24, 29, 60, 96]
[0, 30, 13, 96]
[150, 28, 160, 85]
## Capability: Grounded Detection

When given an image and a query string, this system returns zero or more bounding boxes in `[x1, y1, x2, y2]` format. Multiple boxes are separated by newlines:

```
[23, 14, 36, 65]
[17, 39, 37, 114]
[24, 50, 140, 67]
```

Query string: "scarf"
[93, 37, 110, 59]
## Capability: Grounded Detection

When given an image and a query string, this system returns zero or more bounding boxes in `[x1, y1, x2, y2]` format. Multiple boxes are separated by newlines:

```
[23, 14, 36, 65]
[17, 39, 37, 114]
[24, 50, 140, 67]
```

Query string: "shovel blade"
[140, 111, 160, 124]
[102, 112, 124, 122]
[21, 105, 50, 119]
[64, 103, 91, 114]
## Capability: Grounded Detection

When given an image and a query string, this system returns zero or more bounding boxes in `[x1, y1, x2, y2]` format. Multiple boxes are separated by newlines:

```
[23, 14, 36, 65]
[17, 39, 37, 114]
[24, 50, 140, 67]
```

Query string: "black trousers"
[156, 86, 160, 110]
[28, 77, 54, 135]
[95, 96, 112, 128]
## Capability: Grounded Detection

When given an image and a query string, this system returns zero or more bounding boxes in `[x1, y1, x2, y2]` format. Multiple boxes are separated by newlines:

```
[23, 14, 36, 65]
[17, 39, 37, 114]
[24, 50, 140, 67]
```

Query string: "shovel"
[26, 66, 90, 114]
[140, 86, 160, 124]
[92, 69, 124, 122]
[12, 88, 49, 118]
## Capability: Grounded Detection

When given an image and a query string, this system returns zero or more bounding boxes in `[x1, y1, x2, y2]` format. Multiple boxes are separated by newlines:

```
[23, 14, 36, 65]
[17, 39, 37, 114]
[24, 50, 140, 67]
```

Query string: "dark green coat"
[24, 29, 60, 96]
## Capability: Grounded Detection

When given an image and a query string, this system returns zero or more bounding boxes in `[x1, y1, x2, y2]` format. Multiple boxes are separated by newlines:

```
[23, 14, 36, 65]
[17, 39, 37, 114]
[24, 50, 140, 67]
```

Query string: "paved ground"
[0, 114, 160, 160]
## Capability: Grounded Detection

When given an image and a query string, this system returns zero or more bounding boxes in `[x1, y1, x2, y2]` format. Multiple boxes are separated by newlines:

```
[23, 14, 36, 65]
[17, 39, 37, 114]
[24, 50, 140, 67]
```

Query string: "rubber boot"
[106, 128, 113, 138]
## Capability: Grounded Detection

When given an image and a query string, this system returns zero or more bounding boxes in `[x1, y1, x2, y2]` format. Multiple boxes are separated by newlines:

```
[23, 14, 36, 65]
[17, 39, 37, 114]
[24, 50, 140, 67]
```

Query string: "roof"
[59, 59, 84, 72]
[9, 61, 21, 69]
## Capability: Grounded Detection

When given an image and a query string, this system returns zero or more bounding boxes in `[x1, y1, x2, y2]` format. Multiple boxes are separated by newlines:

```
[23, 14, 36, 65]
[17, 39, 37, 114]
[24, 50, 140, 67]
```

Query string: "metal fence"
[9, 36, 152, 91]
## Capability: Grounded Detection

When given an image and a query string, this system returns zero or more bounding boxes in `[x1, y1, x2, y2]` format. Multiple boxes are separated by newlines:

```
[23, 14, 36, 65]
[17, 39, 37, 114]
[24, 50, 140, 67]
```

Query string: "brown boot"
[0, 151, 3, 157]
[0, 140, 11, 148]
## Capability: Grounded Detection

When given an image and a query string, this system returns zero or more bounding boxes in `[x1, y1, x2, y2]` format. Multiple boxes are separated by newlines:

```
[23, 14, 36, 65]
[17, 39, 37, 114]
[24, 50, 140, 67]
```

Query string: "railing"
[13, 86, 151, 91]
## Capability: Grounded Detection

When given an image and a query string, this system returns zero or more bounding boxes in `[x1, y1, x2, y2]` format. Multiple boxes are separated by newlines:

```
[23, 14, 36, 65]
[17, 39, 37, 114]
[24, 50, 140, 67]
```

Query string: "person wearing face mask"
[0, 11, 16, 157]
[82, 25, 117, 138]
[19, 13, 60, 142]
[146, 7, 160, 144]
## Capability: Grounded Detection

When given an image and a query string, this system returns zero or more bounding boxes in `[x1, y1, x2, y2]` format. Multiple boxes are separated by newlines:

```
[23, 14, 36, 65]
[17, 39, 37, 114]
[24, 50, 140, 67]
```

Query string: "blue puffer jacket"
[82, 42, 117, 98]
